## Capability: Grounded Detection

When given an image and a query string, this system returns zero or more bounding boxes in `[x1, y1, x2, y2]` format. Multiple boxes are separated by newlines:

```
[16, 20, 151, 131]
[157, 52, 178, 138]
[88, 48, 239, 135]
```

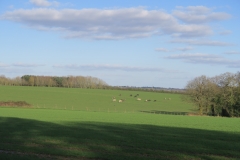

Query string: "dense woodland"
[0, 75, 108, 89]
[185, 72, 240, 117]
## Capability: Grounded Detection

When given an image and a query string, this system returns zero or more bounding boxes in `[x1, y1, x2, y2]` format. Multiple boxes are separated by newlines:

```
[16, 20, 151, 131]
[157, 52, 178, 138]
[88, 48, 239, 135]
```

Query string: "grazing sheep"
[130, 94, 132, 96]
[148, 99, 151, 101]
[145, 99, 148, 102]
[112, 99, 116, 102]
[154, 100, 156, 102]
[119, 100, 123, 103]
[137, 98, 141, 101]
[134, 95, 137, 98]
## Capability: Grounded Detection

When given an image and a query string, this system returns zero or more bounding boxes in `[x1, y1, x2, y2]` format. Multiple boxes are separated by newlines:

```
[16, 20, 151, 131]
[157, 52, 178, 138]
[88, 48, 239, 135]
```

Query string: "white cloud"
[1, 7, 222, 40]
[166, 53, 240, 68]
[29, 0, 59, 7]
[173, 6, 231, 24]
[12, 62, 44, 67]
[224, 51, 240, 55]
[155, 48, 170, 52]
[171, 38, 232, 46]
[53, 64, 180, 73]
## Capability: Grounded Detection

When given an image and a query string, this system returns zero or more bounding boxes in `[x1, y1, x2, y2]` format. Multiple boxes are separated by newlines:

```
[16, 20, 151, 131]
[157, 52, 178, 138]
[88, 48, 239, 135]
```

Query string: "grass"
[0, 108, 240, 160]
[0, 85, 193, 113]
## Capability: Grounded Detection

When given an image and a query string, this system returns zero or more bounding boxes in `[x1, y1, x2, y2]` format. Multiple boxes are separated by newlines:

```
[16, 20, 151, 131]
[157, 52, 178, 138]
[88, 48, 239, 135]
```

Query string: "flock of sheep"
[112, 94, 171, 103]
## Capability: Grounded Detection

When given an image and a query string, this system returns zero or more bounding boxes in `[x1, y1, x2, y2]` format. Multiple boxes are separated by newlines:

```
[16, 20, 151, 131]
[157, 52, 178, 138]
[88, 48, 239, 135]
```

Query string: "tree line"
[185, 72, 240, 117]
[0, 75, 108, 89]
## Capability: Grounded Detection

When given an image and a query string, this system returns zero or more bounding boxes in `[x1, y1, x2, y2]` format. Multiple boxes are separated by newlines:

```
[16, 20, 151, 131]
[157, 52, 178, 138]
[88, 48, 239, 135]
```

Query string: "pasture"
[0, 86, 192, 114]
[1, 86, 240, 159]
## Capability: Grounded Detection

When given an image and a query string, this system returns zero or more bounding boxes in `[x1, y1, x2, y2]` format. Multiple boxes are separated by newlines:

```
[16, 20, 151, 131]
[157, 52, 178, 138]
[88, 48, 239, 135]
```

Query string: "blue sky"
[0, 0, 240, 88]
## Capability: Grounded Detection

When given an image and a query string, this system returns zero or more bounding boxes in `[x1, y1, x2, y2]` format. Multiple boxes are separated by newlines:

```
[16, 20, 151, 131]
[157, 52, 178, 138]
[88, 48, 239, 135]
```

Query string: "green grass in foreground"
[0, 85, 193, 113]
[1, 108, 240, 160]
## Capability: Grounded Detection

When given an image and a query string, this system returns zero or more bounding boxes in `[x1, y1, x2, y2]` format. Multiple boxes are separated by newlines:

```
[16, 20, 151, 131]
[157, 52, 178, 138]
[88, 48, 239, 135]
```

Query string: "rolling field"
[1, 86, 240, 159]
[0, 86, 192, 113]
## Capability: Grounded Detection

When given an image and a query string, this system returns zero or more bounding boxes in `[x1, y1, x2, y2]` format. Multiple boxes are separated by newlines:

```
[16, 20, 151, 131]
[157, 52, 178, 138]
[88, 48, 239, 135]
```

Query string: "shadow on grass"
[0, 117, 240, 160]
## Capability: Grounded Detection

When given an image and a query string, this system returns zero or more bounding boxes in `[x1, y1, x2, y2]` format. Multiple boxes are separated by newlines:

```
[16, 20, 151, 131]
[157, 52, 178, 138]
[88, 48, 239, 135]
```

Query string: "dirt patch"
[0, 101, 32, 108]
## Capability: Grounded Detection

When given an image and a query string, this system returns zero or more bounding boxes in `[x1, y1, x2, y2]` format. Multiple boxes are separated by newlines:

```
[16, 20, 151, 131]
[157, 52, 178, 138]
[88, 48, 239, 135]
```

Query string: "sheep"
[119, 99, 123, 103]
[130, 94, 132, 96]
[164, 98, 166, 100]
[154, 100, 156, 102]
[112, 99, 116, 102]
[137, 98, 141, 101]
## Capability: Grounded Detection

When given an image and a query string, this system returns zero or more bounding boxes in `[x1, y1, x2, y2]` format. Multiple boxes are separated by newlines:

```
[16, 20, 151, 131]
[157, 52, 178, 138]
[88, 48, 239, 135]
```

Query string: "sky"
[0, 0, 240, 88]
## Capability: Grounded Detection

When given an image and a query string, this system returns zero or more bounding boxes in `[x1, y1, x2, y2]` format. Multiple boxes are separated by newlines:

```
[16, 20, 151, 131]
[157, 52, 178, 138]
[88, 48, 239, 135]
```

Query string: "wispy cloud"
[223, 51, 240, 55]
[155, 48, 170, 52]
[12, 62, 44, 67]
[0, 62, 9, 67]
[53, 64, 180, 73]
[29, 0, 59, 7]
[166, 53, 240, 68]
[173, 6, 231, 24]
[175, 46, 193, 51]
[219, 30, 232, 35]
[170, 38, 233, 46]
[1, 6, 230, 40]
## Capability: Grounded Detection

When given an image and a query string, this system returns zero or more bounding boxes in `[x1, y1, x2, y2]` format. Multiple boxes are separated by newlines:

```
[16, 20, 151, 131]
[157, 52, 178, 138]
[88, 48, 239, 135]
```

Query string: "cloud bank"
[1, 6, 230, 40]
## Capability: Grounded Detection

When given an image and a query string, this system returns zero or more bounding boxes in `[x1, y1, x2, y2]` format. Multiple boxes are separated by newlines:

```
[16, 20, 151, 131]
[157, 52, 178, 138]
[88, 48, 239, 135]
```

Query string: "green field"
[1, 86, 240, 160]
[0, 86, 192, 113]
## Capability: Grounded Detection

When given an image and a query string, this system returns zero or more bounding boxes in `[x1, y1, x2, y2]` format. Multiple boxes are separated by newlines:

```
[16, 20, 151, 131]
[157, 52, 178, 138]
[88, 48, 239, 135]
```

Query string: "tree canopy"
[0, 75, 108, 89]
[185, 72, 240, 117]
